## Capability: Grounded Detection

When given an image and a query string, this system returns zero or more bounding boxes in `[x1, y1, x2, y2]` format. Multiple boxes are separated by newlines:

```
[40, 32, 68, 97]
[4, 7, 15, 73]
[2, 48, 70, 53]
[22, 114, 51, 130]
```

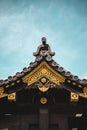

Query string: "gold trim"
[22, 61, 65, 87]
[0, 87, 8, 98]
[0, 93, 8, 98]
[71, 92, 79, 102]
[8, 92, 16, 101]
[79, 93, 87, 98]
[40, 97, 47, 104]
[79, 87, 87, 98]
[41, 77, 47, 83]
[83, 87, 87, 94]
[0, 87, 4, 94]
[38, 81, 50, 92]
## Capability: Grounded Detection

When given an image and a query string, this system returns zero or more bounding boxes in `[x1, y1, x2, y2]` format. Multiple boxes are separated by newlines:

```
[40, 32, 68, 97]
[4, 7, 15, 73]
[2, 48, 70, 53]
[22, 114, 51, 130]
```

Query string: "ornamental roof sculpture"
[33, 37, 55, 61]
[0, 37, 87, 98]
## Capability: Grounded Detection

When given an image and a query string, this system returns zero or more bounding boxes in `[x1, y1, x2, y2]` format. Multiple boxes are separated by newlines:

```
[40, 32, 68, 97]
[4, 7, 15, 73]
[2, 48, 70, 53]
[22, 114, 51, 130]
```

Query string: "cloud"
[0, 0, 87, 79]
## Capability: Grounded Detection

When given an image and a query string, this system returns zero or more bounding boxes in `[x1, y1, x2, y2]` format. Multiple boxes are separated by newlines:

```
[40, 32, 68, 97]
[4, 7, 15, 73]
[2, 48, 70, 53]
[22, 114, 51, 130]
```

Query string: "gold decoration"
[41, 77, 47, 83]
[71, 92, 79, 102]
[40, 97, 47, 104]
[0, 93, 8, 98]
[22, 61, 65, 87]
[79, 87, 87, 98]
[0, 87, 4, 94]
[83, 87, 87, 94]
[41, 69, 47, 74]
[38, 80, 50, 92]
[8, 92, 16, 101]
[0, 87, 8, 98]
[79, 93, 87, 98]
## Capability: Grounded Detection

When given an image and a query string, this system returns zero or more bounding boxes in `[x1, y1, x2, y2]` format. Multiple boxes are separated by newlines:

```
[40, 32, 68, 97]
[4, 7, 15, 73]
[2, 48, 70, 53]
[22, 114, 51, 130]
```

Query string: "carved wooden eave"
[0, 37, 87, 99]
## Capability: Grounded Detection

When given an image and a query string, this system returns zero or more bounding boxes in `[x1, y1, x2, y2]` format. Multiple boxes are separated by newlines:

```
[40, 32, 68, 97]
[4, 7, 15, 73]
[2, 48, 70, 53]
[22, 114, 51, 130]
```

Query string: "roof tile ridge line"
[0, 37, 54, 84]
[0, 59, 41, 86]
[0, 58, 87, 86]
[0, 37, 87, 86]
[49, 59, 87, 84]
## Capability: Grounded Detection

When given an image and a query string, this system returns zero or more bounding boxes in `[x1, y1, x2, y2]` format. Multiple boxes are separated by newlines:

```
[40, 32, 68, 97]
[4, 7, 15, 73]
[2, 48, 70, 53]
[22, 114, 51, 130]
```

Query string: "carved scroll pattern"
[22, 62, 65, 87]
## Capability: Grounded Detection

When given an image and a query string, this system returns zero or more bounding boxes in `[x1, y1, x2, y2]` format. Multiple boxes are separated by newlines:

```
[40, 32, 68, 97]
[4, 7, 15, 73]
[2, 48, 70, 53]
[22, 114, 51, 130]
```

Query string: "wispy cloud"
[0, 0, 87, 79]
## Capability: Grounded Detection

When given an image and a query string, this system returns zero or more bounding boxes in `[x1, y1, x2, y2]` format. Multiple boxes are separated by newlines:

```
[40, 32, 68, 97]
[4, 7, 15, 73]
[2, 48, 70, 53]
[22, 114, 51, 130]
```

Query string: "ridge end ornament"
[33, 37, 55, 61]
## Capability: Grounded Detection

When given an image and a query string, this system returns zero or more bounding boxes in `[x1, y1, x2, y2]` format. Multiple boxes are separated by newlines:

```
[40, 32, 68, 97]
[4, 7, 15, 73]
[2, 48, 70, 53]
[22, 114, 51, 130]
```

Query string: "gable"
[22, 61, 65, 93]
[0, 37, 87, 100]
[22, 61, 65, 87]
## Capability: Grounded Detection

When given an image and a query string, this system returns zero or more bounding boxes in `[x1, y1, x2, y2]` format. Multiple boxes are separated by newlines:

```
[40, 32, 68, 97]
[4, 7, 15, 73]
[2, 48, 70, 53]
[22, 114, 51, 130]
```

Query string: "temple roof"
[0, 37, 87, 97]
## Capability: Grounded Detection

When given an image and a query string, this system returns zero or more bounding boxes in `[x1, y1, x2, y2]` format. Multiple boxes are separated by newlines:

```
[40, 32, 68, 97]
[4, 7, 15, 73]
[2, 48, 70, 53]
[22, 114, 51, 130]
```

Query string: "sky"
[0, 0, 87, 79]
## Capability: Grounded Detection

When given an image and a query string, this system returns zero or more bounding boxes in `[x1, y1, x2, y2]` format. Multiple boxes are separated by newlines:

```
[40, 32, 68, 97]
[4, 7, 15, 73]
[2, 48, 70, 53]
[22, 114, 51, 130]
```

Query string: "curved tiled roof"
[0, 37, 87, 92]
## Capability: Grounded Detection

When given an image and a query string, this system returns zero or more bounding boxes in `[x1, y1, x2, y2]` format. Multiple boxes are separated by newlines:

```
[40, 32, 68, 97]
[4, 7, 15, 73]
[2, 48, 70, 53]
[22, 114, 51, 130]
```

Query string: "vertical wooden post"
[39, 109, 48, 130]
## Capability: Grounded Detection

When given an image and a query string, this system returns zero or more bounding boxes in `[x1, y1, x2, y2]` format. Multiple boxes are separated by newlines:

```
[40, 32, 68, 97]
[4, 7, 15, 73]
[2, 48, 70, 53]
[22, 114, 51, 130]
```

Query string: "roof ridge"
[0, 38, 87, 88]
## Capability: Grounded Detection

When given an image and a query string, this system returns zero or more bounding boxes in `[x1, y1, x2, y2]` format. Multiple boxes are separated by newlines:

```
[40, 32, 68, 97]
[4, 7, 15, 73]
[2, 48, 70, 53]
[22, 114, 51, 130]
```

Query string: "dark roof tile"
[0, 37, 87, 89]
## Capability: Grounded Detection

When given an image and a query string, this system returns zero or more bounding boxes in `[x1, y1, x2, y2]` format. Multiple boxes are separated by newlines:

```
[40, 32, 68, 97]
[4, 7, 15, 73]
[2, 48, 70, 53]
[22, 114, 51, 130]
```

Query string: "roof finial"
[42, 37, 46, 45]
[33, 37, 55, 60]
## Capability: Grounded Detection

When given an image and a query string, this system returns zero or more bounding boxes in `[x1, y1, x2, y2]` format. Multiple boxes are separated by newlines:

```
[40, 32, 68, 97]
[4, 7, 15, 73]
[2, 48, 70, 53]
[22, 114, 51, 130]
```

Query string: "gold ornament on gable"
[22, 62, 65, 90]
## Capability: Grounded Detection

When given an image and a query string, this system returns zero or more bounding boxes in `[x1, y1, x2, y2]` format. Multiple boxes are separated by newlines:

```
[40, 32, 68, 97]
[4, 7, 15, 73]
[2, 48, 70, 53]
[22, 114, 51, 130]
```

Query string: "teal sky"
[0, 0, 87, 79]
